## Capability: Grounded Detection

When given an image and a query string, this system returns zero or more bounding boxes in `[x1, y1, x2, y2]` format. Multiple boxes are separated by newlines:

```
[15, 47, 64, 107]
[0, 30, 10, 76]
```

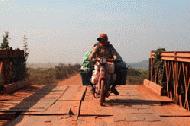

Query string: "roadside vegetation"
[27, 63, 80, 85]
[28, 64, 148, 85]
[127, 67, 148, 84]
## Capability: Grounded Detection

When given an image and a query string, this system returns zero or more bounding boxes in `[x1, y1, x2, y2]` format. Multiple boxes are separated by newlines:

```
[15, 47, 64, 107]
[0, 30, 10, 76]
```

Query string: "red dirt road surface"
[1, 74, 190, 126]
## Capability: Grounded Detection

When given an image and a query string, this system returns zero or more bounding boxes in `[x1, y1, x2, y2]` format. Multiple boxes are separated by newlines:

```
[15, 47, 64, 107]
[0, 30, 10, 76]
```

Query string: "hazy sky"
[0, 0, 190, 63]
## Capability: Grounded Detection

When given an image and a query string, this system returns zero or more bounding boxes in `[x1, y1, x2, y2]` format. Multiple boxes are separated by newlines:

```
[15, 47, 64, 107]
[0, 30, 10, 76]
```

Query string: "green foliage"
[127, 67, 148, 84]
[153, 48, 166, 84]
[127, 67, 142, 76]
[154, 48, 166, 63]
[1, 32, 10, 49]
[9, 35, 29, 82]
[22, 35, 29, 79]
[28, 68, 56, 84]
[28, 64, 80, 85]
[55, 63, 80, 79]
[23, 35, 29, 60]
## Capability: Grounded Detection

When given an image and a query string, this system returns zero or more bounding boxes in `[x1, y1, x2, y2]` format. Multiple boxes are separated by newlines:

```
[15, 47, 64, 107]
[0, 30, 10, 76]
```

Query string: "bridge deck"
[2, 75, 190, 126]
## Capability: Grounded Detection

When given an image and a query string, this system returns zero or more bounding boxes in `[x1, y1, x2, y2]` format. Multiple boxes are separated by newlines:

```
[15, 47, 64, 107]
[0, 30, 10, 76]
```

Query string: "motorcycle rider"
[88, 33, 122, 95]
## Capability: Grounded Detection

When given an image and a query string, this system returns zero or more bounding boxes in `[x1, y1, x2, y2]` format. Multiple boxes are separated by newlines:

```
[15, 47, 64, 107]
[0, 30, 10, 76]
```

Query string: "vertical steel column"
[173, 61, 177, 102]
[149, 51, 190, 110]
[183, 63, 190, 110]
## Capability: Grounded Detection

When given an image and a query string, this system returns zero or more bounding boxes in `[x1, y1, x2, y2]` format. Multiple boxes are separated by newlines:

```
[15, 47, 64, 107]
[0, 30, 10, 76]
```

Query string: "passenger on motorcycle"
[88, 33, 122, 95]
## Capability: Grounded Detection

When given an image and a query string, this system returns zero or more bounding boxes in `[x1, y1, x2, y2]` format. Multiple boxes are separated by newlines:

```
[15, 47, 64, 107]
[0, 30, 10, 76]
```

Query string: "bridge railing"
[149, 51, 190, 110]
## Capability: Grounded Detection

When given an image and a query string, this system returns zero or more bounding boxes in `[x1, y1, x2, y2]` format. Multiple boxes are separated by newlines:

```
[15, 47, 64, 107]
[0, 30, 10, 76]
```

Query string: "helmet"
[97, 33, 108, 42]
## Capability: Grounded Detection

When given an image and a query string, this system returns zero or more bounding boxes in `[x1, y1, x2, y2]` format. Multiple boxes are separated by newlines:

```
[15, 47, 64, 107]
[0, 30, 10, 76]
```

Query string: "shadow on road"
[5, 83, 58, 126]
[106, 98, 174, 107]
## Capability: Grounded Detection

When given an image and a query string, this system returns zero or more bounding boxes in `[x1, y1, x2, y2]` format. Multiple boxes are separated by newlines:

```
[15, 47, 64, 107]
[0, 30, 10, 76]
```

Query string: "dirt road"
[3, 74, 190, 126]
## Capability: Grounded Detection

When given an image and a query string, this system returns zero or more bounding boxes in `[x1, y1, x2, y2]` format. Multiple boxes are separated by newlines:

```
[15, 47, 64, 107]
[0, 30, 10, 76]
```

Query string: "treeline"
[55, 63, 80, 79]
[28, 63, 80, 85]
[28, 64, 148, 85]
[127, 67, 148, 84]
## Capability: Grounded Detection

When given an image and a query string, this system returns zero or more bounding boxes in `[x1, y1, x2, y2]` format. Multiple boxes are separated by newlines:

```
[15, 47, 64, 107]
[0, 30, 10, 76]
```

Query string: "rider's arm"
[110, 46, 118, 61]
[88, 44, 98, 61]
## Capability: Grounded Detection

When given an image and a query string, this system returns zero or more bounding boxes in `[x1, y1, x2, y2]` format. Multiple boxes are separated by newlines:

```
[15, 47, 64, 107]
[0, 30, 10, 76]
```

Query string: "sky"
[0, 0, 190, 63]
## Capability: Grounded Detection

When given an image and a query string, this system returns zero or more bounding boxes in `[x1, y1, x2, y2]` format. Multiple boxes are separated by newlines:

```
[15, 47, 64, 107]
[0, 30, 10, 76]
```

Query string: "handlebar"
[92, 58, 115, 63]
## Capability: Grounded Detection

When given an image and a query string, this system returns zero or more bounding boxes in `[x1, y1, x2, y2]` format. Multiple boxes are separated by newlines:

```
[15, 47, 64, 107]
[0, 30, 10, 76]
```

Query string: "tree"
[23, 35, 29, 61]
[153, 48, 166, 84]
[1, 32, 10, 49]
[22, 35, 29, 79]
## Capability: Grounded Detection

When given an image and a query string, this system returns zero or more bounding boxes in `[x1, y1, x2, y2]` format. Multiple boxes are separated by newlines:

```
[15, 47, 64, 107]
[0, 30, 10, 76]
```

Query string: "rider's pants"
[91, 62, 116, 84]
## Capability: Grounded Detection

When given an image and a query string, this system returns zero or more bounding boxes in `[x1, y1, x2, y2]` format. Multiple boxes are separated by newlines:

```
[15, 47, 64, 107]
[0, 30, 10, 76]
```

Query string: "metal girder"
[149, 51, 190, 110]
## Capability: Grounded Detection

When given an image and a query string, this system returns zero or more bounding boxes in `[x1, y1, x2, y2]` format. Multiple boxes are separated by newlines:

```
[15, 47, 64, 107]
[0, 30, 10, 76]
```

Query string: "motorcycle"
[92, 57, 115, 106]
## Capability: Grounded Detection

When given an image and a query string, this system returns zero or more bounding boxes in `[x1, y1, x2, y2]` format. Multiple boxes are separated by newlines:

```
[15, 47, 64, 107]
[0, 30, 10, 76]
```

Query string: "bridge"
[0, 51, 189, 126]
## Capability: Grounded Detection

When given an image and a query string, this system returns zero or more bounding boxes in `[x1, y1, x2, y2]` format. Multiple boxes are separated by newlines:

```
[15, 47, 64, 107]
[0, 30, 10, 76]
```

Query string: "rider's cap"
[97, 33, 108, 42]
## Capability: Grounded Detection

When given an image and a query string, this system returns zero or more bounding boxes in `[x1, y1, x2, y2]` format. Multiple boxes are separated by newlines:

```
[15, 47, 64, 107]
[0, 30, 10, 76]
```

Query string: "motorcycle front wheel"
[100, 79, 105, 106]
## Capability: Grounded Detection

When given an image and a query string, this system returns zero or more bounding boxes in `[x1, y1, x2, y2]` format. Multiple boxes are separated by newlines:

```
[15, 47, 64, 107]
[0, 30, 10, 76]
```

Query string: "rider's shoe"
[105, 92, 110, 98]
[110, 86, 119, 95]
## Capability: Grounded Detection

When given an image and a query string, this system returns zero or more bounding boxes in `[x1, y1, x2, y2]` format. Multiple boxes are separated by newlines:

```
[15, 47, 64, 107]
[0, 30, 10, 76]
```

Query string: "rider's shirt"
[88, 42, 120, 61]
[96, 44, 115, 58]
